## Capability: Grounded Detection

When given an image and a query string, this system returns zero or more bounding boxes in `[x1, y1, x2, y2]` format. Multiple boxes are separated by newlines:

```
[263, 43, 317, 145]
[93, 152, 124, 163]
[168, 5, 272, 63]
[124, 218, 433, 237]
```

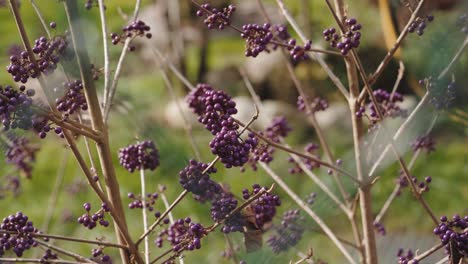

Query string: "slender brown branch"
[34, 239, 97, 264]
[438, 36, 468, 80]
[0, 258, 84, 264]
[413, 243, 444, 261]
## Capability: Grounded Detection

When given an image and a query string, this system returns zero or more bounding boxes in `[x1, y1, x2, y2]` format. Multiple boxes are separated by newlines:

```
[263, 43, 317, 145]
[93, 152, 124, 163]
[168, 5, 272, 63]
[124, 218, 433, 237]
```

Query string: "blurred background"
[0, 0, 466, 263]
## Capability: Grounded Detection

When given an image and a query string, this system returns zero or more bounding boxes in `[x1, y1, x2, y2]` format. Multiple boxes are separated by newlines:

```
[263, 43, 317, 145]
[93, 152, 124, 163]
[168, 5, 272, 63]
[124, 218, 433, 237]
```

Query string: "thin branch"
[34, 239, 98, 264]
[413, 243, 444, 262]
[437, 36, 468, 80]
[259, 162, 357, 264]
[274, 0, 349, 98]
[30, 0, 51, 38]
[0, 258, 85, 264]
[98, 0, 111, 113]
[152, 47, 196, 91]
[140, 168, 150, 264]
[391, 61, 405, 97]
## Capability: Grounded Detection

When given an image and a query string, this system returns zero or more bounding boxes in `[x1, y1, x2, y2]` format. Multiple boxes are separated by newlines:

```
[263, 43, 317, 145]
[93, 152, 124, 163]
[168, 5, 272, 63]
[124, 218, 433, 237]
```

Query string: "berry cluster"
[41, 249, 58, 263]
[127, 192, 159, 211]
[110, 20, 151, 51]
[323, 18, 362, 55]
[267, 209, 304, 253]
[209, 127, 257, 168]
[408, 14, 434, 36]
[433, 214, 468, 257]
[305, 192, 317, 205]
[411, 134, 436, 154]
[243, 117, 291, 171]
[211, 192, 245, 233]
[187, 83, 238, 135]
[242, 184, 281, 228]
[364, 89, 406, 123]
[0, 212, 38, 257]
[91, 247, 112, 264]
[118, 140, 160, 173]
[0, 85, 35, 131]
[0, 175, 21, 198]
[397, 248, 418, 264]
[5, 137, 38, 179]
[422, 78, 456, 110]
[77, 202, 110, 229]
[196, 3, 236, 30]
[155, 218, 206, 252]
[457, 13, 468, 34]
[187, 84, 256, 167]
[396, 173, 432, 195]
[7, 35, 69, 83]
[297, 95, 329, 114]
[373, 221, 386, 236]
[178, 159, 222, 202]
[288, 143, 320, 174]
[55, 80, 88, 115]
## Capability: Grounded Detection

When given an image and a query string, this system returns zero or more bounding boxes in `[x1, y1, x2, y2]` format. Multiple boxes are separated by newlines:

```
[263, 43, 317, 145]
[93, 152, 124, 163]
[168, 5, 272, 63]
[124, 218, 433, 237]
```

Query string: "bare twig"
[30, 0, 51, 38]
[140, 168, 150, 264]
[98, 0, 111, 113]
[438, 36, 468, 80]
[34, 239, 98, 264]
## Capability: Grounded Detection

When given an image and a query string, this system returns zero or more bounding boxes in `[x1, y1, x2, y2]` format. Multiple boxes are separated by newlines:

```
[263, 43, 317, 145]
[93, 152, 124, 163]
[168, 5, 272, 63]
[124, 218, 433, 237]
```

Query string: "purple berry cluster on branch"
[323, 18, 362, 55]
[111, 20, 152, 51]
[408, 14, 434, 36]
[373, 221, 386, 236]
[196, 3, 236, 30]
[127, 191, 159, 211]
[395, 172, 432, 195]
[41, 249, 58, 263]
[297, 95, 329, 114]
[288, 143, 320, 174]
[179, 159, 222, 202]
[421, 78, 456, 110]
[211, 192, 245, 233]
[1, 85, 35, 131]
[118, 140, 160, 173]
[77, 202, 110, 230]
[396, 248, 418, 264]
[7, 34, 70, 83]
[411, 134, 436, 154]
[243, 116, 290, 171]
[242, 184, 281, 228]
[5, 137, 39, 179]
[54, 80, 88, 115]
[0, 212, 38, 257]
[433, 214, 468, 257]
[155, 218, 206, 252]
[359, 89, 407, 124]
[267, 209, 304, 253]
[91, 247, 112, 264]
[187, 84, 257, 168]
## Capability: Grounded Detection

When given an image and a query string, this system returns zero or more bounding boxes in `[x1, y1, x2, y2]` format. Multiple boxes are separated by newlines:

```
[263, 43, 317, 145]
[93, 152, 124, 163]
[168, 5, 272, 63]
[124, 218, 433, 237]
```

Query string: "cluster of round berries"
[77, 202, 110, 229]
[178, 159, 222, 202]
[196, 3, 236, 30]
[118, 140, 160, 173]
[0, 175, 21, 198]
[395, 173, 432, 195]
[7, 34, 69, 83]
[155, 218, 206, 252]
[397, 248, 418, 264]
[433, 214, 468, 256]
[242, 184, 281, 228]
[5, 137, 38, 179]
[457, 13, 468, 34]
[267, 209, 304, 253]
[1, 85, 35, 131]
[41, 249, 58, 263]
[187, 84, 256, 168]
[297, 95, 329, 114]
[33, 116, 63, 139]
[187, 83, 238, 135]
[110, 20, 151, 51]
[243, 117, 291, 171]
[323, 18, 362, 55]
[127, 192, 159, 211]
[365, 89, 406, 123]
[209, 127, 257, 168]
[411, 134, 436, 154]
[408, 14, 434, 36]
[91, 247, 112, 263]
[273, 24, 291, 42]
[211, 192, 244, 233]
[0, 212, 38, 257]
[305, 192, 317, 205]
[55, 80, 88, 115]
[288, 143, 320, 174]
[422, 78, 456, 110]
[373, 221, 386, 236]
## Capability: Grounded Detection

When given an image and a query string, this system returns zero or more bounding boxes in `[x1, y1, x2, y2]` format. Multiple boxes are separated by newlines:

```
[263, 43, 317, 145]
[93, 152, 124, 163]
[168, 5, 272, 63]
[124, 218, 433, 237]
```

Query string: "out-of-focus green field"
[0, 1, 466, 263]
